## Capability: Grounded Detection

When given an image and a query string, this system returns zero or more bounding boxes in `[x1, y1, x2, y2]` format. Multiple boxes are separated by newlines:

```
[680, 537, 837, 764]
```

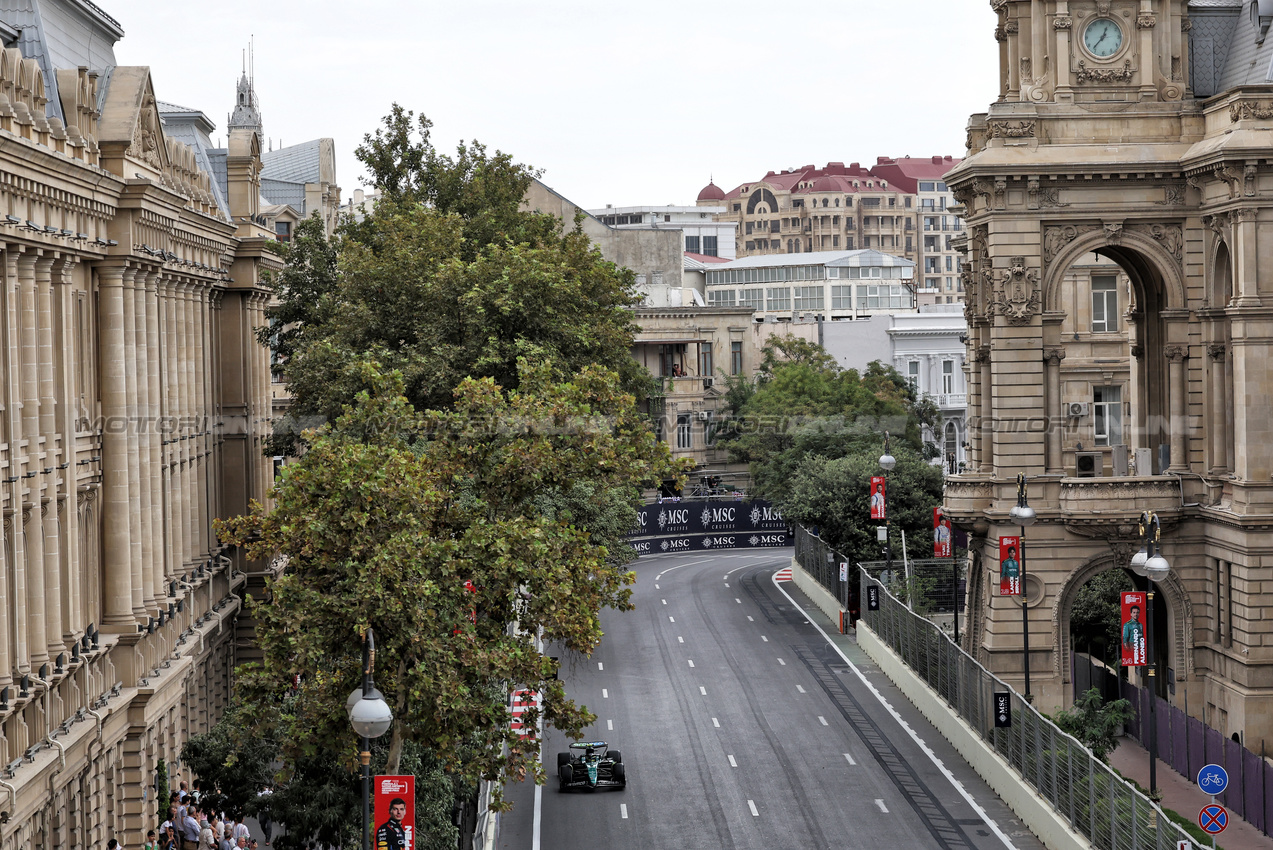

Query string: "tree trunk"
[385, 657, 408, 774]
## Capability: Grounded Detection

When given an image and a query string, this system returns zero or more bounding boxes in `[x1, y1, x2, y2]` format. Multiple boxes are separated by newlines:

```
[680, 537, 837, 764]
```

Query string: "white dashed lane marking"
[844, 753, 857, 765]
[621, 803, 628, 819]
[761, 636, 768, 642]
[727, 754, 737, 767]
[818, 716, 829, 726]
[688, 660, 695, 668]
[607, 719, 613, 730]
[777, 658, 786, 666]
[699, 686, 707, 695]
[735, 598, 742, 604]
[796, 685, 806, 693]
[678, 636, 684, 643]
[598, 662, 604, 671]
[669, 616, 675, 623]
[747, 616, 754, 622]
[875, 800, 889, 813]
[602, 689, 608, 698]
[712, 718, 720, 728]
[748, 800, 759, 817]
[661, 599, 667, 605]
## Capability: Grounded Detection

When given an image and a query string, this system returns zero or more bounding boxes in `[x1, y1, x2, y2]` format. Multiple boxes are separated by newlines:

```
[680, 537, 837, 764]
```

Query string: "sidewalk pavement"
[1108, 736, 1273, 850]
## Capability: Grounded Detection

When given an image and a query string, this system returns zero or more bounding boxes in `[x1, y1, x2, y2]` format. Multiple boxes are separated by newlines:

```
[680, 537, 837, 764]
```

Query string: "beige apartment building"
[0, 2, 297, 846]
[697, 156, 965, 305]
[944, 0, 1273, 747]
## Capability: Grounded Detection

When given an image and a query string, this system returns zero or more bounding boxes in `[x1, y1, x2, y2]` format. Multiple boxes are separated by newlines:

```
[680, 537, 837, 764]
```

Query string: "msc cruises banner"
[628, 499, 792, 555]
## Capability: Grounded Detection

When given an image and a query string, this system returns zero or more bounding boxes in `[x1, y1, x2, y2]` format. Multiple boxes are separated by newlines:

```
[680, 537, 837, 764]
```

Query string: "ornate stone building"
[945, 0, 1273, 744]
[0, 2, 279, 846]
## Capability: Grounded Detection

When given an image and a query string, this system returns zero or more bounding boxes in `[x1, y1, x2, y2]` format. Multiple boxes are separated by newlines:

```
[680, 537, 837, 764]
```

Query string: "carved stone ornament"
[972, 179, 995, 209]
[1154, 185, 1186, 206]
[126, 94, 164, 170]
[1137, 13, 1156, 28]
[995, 25, 1007, 42]
[1181, 16, 1192, 32]
[1076, 60, 1135, 84]
[1163, 345, 1187, 362]
[1215, 164, 1245, 199]
[1040, 187, 1069, 208]
[1138, 223, 1184, 264]
[1207, 343, 1227, 361]
[1043, 224, 1098, 265]
[1054, 15, 1073, 30]
[989, 119, 1037, 138]
[994, 258, 1042, 325]
[1244, 165, 1258, 197]
[989, 0, 1007, 12]
[1103, 221, 1125, 246]
[1005, 20, 1019, 34]
[1228, 101, 1273, 122]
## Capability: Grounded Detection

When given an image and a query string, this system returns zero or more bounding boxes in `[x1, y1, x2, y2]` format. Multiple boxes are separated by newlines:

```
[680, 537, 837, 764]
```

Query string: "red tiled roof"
[713, 156, 962, 200]
[870, 155, 962, 194]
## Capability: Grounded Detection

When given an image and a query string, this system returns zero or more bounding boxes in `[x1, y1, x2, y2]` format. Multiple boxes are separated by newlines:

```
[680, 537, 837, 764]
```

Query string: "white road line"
[818, 716, 829, 726]
[651, 559, 714, 582]
[747, 616, 754, 622]
[654, 584, 660, 590]
[771, 574, 1019, 850]
[669, 616, 675, 623]
[777, 658, 786, 666]
[677, 636, 684, 643]
[699, 686, 707, 695]
[761, 636, 768, 642]
[712, 717, 720, 728]
[735, 598, 742, 604]
[844, 753, 857, 765]
[688, 659, 695, 667]
[747, 800, 759, 817]
[727, 754, 737, 768]
[620, 803, 628, 819]
[796, 685, 806, 693]
[724, 583, 730, 588]
[661, 599, 667, 605]
[875, 799, 889, 813]
[602, 689, 608, 698]
[598, 662, 604, 671]
[607, 719, 613, 730]
[723, 575, 729, 580]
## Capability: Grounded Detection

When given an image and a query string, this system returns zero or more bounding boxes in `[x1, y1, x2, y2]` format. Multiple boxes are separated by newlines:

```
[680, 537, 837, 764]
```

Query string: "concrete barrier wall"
[857, 623, 1093, 850]
[791, 556, 844, 626]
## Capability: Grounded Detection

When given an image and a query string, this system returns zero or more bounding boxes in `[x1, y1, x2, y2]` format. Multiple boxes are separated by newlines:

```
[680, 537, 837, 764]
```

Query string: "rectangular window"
[731, 341, 743, 375]
[766, 287, 792, 311]
[702, 235, 718, 256]
[907, 361, 920, 389]
[708, 289, 736, 307]
[846, 236, 854, 250]
[862, 197, 881, 207]
[1093, 386, 1123, 446]
[1091, 274, 1119, 333]
[739, 288, 764, 311]
[919, 182, 936, 192]
[699, 343, 713, 383]
[685, 235, 701, 254]
[676, 414, 692, 450]
[831, 285, 853, 310]
[942, 360, 954, 394]
[793, 286, 824, 311]
[746, 222, 754, 235]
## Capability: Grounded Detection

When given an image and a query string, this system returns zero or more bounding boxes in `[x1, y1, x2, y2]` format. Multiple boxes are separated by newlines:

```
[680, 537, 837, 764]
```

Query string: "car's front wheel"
[609, 750, 623, 764]
[613, 762, 626, 788]
[557, 752, 570, 771]
[559, 763, 573, 791]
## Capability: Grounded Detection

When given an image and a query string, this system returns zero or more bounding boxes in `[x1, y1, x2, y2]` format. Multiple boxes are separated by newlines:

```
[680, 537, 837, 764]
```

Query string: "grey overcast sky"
[110, 1, 1000, 209]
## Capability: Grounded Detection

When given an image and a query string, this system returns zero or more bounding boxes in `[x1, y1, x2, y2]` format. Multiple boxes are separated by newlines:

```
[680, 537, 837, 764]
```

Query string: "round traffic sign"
[1199, 804, 1228, 835]
[1198, 763, 1229, 796]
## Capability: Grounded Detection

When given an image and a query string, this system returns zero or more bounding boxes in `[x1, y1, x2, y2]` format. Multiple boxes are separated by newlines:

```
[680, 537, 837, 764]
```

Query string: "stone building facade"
[0, 3, 279, 846]
[944, 0, 1273, 744]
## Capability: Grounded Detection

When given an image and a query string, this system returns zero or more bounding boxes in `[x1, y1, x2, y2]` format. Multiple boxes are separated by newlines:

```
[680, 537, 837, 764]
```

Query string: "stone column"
[979, 345, 993, 473]
[182, 283, 198, 560]
[122, 267, 145, 616]
[1137, 1, 1156, 99]
[55, 257, 82, 643]
[1208, 343, 1227, 473]
[165, 277, 184, 575]
[35, 254, 63, 658]
[98, 266, 134, 628]
[146, 272, 164, 592]
[1054, 4, 1073, 100]
[133, 266, 157, 613]
[3, 247, 28, 671]
[18, 251, 48, 666]
[1232, 209, 1260, 308]
[1045, 348, 1065, 474]
[1165, 345, 1188, 472]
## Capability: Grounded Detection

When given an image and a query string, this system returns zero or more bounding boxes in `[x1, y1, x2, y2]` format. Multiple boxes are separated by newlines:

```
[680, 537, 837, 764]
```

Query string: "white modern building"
[704, 249, 916, 322]
[588, 204, 738, 260]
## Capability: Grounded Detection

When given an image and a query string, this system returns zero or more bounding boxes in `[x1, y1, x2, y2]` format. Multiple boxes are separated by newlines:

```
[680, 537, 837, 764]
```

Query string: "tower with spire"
[225, 41, 264, 227]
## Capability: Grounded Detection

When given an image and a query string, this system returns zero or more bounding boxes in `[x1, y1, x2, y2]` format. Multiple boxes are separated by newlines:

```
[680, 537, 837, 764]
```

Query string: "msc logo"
[666, 509, 689, 525]
[706, 536, 736, 547]
[667, 538, 692, 550]
[631, 541, 651, 554]
[749, 505, 784, 526]
[757, 534, 786, 545]
[701, 507, 736, 528]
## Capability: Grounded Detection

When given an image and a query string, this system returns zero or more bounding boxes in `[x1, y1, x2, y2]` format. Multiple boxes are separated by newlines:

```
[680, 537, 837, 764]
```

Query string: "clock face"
[1083, 18, 1124, 58]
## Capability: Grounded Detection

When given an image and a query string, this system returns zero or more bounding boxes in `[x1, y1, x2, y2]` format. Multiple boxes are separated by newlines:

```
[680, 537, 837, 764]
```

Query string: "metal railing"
[860, 569, 1195, 850]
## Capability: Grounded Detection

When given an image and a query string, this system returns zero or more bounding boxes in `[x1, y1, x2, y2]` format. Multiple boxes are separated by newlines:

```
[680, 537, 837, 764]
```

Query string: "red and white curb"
[774, 567, 793, 582]
[510, 688, 540, 739]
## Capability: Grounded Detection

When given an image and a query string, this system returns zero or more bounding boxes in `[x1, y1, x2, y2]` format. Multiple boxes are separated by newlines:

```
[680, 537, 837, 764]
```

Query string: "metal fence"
[861, 568, 1195, 850]
[1076, 653, 1273, 836]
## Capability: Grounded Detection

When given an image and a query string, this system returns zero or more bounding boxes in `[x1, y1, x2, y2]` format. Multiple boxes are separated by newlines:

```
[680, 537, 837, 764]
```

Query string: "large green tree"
[220, 361, 681, 811]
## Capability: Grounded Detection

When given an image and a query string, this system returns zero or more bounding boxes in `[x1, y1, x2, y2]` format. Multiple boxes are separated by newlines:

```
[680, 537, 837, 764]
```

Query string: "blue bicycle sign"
[1197, 763, 1229, 796]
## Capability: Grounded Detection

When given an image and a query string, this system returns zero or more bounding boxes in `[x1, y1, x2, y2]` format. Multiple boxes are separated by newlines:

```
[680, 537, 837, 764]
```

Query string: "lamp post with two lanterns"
[879, 433, 896, 575]
[1129, 511, 1169, 796]
[1008, 473, 1037, 700]
[347, 628, 394, 850]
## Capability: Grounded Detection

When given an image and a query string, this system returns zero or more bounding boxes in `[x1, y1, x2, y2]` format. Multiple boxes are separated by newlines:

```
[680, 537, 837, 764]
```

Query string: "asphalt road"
[498, 549, 1047, 850]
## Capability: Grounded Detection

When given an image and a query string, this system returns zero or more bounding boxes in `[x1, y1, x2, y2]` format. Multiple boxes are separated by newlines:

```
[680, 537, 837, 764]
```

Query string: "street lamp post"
[879, 433, 896, 577]
[1008, 473, 1037, 701]
[1129, 511, 1169, 796]
[348, 628, 393, 850]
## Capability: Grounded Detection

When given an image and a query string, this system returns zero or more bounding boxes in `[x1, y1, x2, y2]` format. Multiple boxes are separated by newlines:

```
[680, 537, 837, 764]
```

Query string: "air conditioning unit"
[696, 411, 710, 421]
[1067, 402, 1090, 418]
[1076, 451, 1104, 478]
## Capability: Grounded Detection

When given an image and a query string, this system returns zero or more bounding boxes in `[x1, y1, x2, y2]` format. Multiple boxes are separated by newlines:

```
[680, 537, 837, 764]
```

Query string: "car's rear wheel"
[613, 762, 626, 787]
[559, 763, 573, 790]
[557, 752, 570, 771]
[609, 749, 623, 764]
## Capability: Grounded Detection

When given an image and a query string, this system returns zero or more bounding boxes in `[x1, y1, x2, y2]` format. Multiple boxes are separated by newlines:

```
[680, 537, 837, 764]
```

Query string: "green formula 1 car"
[556, 741, 626, 792]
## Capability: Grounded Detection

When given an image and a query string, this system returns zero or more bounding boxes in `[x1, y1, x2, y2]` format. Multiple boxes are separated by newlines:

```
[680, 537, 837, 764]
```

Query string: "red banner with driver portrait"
[933, 508, 951, 558]
[999, 536, 1021, 596]
[870, 477, 886, 520]
[1121, 591, 1147, 667]
[374, 775, 415, 850]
